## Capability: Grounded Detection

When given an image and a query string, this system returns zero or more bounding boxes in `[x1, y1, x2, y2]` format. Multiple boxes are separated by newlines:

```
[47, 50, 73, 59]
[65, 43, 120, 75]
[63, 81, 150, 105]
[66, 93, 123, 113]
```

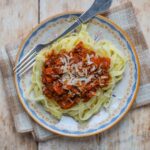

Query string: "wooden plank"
[39, 136, 99, 150]
[112, 0, 150, 49]
[39, 0, 150, 149]
[0, 0, 38, 149]
[96, 106, 150, 149]
[0, 0, 38, 48]
[131, 0, 150, 49]
[39, 0, 94, 21]
[0, 71, 37, 150]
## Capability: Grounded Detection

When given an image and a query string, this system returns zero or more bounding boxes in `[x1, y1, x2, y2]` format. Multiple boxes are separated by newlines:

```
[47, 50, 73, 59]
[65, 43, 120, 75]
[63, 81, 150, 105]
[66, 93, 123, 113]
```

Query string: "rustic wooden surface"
[0, 0, 38, 150]
[0, 0, 150, 150]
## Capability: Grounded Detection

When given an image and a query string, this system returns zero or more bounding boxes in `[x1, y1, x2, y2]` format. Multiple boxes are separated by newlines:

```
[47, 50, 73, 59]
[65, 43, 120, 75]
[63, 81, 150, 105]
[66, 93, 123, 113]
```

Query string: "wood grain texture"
[96, 106, 150, 150]
[0, 0, 38, 149]
[0, 71, 37, 150]
[39, 0, 150, 149]
[40, 0, 94, 21]
[0, 0, 38, 48]
[112, 0, 150, 49]
[39, 136, 99, 150]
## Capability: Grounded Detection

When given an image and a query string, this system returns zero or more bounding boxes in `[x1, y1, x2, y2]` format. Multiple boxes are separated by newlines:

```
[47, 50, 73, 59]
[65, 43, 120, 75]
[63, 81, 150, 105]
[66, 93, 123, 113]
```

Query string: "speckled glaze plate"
[14, 13, 140, 137]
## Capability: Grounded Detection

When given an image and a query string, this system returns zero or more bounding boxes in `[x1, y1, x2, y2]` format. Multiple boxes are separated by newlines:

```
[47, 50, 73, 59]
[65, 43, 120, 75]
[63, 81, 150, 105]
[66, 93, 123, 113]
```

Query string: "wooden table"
[0, 0, 150, 149]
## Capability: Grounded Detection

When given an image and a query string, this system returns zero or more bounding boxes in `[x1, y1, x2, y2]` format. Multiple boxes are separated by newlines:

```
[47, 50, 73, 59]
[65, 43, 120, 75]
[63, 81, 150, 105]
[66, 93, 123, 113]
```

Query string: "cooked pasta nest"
[29, 25, 126, 122]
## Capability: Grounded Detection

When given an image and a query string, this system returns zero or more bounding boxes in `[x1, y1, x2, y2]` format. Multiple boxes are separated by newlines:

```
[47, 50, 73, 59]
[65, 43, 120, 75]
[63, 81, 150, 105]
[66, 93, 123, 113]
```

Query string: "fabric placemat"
[0, 2, 150, 142]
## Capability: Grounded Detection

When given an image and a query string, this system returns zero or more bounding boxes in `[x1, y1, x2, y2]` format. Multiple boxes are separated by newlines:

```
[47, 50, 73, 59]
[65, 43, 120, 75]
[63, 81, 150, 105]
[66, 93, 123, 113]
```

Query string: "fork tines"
[13, 49, 37, 76]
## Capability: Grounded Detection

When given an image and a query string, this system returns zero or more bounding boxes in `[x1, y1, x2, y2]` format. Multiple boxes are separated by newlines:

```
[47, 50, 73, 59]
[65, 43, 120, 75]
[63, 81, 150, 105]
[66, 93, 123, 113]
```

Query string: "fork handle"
[43, 0, 112, 49]
[44, 19, 81, 48]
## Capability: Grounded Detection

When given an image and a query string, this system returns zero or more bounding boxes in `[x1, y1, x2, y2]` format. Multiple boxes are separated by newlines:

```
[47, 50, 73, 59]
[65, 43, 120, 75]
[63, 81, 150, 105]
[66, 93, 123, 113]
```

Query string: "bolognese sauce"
[42, 41, 111, 109]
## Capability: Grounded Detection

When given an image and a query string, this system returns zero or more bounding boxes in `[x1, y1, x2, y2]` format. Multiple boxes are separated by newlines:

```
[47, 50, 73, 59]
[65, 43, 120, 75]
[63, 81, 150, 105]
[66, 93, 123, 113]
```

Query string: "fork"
[14, 0, 112, 76]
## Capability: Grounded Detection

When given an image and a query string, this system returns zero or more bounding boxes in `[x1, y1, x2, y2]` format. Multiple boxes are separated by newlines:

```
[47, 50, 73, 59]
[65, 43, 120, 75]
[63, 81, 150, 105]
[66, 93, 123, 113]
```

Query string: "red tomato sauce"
[42, 42, 111, 109]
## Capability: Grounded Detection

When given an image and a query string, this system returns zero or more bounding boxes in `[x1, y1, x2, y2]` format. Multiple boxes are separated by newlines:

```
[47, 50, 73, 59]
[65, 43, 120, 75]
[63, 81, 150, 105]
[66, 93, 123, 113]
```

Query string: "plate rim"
[14, 11, 140, 137]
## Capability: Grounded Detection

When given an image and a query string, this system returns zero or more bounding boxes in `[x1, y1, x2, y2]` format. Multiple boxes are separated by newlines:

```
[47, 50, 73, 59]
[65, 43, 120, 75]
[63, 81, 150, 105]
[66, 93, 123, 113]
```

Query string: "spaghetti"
[29, 25, 126, 121]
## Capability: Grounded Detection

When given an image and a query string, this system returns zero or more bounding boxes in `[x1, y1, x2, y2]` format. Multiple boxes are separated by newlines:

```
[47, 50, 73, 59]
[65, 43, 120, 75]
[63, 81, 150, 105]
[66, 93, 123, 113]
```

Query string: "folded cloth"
[0, 2, 150, 142]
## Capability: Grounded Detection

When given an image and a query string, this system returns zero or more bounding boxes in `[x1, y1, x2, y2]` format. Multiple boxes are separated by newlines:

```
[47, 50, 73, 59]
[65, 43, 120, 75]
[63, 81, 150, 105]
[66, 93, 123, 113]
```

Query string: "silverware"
[14, 0, 112, 76]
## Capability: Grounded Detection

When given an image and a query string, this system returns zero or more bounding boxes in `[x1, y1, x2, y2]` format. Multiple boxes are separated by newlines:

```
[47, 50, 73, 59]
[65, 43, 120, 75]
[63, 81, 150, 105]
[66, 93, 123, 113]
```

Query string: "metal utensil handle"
[80, 0, 112, 22]
[44, 0, 112, 48]
[44, 20, 81, 48]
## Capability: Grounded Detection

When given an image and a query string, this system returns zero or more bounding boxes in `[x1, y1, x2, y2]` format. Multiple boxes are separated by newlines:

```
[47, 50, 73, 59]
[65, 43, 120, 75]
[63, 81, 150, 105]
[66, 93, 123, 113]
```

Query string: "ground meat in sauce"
[42, 41, 111, 109]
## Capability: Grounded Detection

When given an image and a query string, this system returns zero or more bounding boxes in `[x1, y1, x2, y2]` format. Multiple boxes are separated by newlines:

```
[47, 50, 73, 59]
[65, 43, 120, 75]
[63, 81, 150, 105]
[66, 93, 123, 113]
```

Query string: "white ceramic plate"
[14, 13, 140, 137]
